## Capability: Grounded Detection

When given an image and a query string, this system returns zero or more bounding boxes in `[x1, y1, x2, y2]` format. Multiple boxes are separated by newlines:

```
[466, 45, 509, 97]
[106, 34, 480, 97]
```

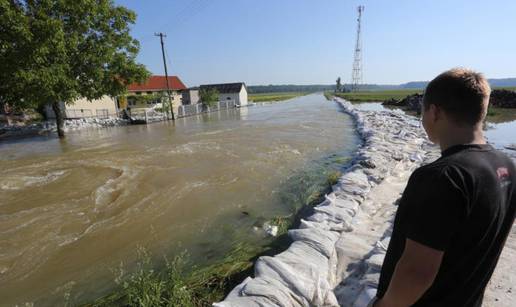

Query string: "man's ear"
[429, 104, 440, 122]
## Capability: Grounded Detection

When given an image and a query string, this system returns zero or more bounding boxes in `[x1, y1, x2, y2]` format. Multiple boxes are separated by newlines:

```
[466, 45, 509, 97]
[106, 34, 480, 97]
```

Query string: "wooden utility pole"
[155, 32, 175, 120]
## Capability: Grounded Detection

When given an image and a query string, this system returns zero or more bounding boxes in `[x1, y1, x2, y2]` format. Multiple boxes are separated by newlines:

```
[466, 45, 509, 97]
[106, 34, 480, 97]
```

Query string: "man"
[373, 68, 516, 307]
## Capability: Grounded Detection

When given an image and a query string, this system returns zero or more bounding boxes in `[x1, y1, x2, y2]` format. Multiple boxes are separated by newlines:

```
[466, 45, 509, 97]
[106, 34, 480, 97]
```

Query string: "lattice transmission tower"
[351, 5, 364, 92]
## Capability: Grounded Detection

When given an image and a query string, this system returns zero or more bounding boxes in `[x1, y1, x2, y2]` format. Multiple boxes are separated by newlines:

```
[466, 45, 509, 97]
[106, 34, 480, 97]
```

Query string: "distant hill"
[486, 78, 516, 88]
[248, 78, 516, 93]
[247, 84, 335, 93]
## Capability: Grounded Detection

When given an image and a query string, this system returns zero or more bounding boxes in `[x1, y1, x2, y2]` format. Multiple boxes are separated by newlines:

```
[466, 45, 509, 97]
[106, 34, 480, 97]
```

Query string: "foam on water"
[94, 167, 127, 207]
[0, 170, 67, 191]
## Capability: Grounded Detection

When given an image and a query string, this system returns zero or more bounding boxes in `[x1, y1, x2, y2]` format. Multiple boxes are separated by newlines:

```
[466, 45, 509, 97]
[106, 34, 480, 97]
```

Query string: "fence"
[129, 108, 166, 123]
[96, 109, 109, 119]
[63, 108, 117, 119]
[177, 100, 236, 118]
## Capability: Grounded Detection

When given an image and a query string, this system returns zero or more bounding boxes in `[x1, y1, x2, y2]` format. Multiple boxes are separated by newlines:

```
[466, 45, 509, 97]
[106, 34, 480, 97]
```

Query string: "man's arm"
[375, 239, 443, 307]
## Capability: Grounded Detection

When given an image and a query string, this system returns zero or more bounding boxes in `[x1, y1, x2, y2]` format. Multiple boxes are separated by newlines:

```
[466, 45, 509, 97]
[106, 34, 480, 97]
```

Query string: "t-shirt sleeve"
[405, 166, 469, 251]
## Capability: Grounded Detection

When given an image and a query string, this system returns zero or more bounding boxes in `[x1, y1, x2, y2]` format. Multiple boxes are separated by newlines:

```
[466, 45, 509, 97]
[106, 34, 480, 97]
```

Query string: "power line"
[155, 0, 211, 33]
[134, 0, 212, 52]
[164, 47, 174, 77]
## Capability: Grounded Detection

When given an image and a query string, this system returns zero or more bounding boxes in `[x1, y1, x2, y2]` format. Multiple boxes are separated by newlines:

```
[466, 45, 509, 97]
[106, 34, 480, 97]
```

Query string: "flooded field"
[354, 102, 516, 157]
[0, 94, 360, 306]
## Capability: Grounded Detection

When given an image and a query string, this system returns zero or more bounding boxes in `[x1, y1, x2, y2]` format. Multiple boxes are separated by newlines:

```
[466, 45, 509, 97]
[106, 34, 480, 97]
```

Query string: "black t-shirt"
[377, 144, 516, 307]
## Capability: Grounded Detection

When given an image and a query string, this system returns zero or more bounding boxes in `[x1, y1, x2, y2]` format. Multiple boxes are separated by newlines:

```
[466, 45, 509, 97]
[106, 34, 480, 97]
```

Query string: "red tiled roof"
[128, 75, 187, 91]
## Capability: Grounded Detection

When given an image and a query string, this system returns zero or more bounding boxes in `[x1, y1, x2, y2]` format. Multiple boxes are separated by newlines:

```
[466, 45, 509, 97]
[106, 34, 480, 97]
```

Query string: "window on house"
[227, 97, 231, 100]
[147, 91, 152, 95]
[135, 91, 141, 95]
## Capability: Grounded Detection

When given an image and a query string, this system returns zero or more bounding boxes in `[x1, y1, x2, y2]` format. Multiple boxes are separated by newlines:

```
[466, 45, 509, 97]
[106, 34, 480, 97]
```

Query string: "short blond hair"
[423, 68, 491, 125]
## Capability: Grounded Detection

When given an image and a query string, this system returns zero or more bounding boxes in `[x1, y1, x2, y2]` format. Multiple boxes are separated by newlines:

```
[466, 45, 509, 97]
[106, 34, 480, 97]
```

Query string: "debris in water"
[263, 223, 279, 237]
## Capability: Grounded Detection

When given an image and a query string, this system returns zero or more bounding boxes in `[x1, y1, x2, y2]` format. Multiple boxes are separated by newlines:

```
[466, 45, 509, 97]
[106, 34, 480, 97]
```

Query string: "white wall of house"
[45, 96, 118, 119]
[238, 86, 248, 106]
[182, 89, 200, 105]
[218, 92, 240, 104]
[218, 86, 248, 106]
[69, 96, 118, 116]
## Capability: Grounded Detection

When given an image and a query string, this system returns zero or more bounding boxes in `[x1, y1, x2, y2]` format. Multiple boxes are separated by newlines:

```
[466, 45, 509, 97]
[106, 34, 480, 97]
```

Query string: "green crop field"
[248, 92, 308, 102]
[333, 89, 423, 102]
[486, 106, 516, 124]
[495, 86, 516, 91]
[329, 86, 515, 103]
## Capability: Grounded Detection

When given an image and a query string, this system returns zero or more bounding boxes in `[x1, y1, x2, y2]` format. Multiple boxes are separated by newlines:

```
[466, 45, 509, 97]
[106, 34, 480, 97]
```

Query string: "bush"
[199, 88, 219, 107]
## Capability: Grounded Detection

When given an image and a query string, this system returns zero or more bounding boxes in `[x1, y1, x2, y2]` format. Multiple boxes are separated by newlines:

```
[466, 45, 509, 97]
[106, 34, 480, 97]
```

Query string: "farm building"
[199, 82, 248, 106]
[182, 88, 200, 105]
[124, 75, 187, 115]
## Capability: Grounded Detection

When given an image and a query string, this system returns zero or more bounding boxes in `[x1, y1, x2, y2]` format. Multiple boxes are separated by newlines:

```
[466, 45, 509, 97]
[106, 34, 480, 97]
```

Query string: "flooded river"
[0, 94, 360, 306]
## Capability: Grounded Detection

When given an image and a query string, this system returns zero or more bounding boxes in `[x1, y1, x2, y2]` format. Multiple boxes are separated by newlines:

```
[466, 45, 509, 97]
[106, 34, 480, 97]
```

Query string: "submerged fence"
[177, 100, 236, 118]
[64, 108, 116, 119]
[129, 108, 167, 123]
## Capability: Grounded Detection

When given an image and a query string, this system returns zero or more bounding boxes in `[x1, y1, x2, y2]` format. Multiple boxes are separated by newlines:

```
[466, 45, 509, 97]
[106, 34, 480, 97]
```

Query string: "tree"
[199, 88, 219, 107]
[0, 0, 149, 137]
[335, 77, 342, 93]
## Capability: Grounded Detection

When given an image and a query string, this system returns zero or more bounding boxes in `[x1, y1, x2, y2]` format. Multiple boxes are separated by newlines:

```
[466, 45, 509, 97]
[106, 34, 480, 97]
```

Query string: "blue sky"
[115, 0, 516, 87]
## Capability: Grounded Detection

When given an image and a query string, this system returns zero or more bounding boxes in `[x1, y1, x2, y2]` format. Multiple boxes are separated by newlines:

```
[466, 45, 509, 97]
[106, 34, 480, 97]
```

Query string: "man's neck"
[439, 125, 486, 152]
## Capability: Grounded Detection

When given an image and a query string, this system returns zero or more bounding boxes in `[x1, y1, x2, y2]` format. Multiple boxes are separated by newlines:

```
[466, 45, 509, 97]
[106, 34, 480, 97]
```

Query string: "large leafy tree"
[199, 88, 219, 107]
[0, 0, 149, 137]
[335, 77, 342, 93]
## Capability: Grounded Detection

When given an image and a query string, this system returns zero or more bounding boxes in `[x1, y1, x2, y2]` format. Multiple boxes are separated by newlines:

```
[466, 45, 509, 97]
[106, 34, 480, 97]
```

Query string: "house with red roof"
[43, 75, 188, 120]
[120, 75, 187, 115]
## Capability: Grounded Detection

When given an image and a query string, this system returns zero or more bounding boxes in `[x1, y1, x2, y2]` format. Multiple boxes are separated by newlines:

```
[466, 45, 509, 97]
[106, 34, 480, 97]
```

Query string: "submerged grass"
[87, 153, 353, 307]
[90, 244, 259, 307]
[248, 92, 309, 102]
[323, 92, 334, 101]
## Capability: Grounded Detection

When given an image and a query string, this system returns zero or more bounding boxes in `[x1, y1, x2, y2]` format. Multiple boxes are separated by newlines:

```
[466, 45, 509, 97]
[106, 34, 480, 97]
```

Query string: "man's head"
[422, 68, 491, 144]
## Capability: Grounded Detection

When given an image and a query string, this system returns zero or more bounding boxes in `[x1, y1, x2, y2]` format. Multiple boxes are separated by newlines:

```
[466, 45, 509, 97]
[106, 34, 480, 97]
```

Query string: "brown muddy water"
[0, 94, 360, 306]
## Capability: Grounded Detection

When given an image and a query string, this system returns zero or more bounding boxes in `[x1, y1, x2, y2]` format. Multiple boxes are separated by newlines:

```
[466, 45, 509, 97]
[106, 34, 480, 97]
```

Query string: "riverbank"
[216, 97, 516, 306]
[248, 92, 308, 103]
[216, 97, 437, 306]
[330, 87, 516, 104]
[331, 90, 422, 102]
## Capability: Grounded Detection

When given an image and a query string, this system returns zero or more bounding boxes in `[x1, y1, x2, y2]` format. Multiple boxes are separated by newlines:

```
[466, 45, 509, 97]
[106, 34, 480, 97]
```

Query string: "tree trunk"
[52, 101, 65, 138]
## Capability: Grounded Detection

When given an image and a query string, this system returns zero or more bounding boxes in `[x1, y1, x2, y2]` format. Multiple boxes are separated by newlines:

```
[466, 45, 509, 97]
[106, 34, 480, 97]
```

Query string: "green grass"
[486, 106, 516, 124]
[331, 87, 514, 103]
[89, 244, 260, 307]
[494, 86, 516, 91]
[248, 92, 309, 102]
[323, 92, 334, 101]
[334, 89, 423, 102]
[326, 170, 342, 186]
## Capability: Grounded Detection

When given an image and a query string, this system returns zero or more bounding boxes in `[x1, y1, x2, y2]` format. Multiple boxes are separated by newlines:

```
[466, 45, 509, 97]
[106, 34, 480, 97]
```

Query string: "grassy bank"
[332, 89, 422, 102]
[486, 107, 516, 124]
[331, 87, 514, 103]
[497, 86, 516, 91]
[327, 91, 516, 124]
[248, 92, 309, 102]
